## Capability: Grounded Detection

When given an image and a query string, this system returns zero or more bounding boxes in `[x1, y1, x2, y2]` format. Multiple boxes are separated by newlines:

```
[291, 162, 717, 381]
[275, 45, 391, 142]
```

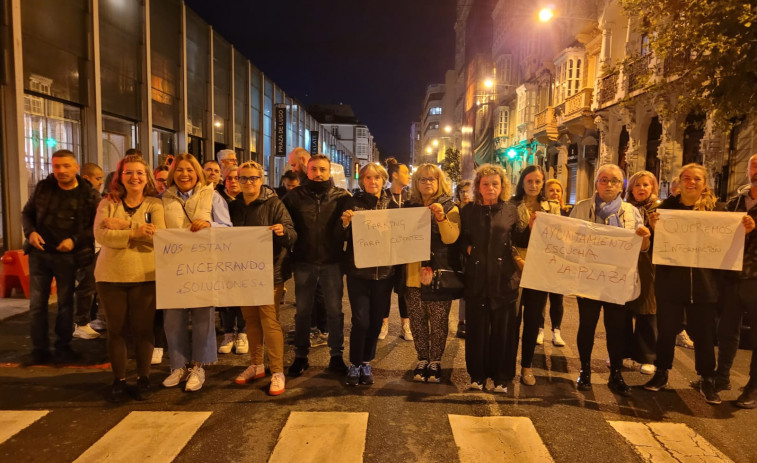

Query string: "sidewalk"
[0, 296, 30, 322]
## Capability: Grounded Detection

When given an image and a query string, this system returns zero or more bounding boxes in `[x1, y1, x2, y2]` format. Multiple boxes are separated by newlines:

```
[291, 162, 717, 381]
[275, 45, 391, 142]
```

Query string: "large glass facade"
[100, 0, 142, 121]
[233, 49, 246, 153]
[186, 10, 208, 143]
[250, 66, 261, 161]
[102, 115, 137, 174]
[150, 0, 181, 132]
[213, 31, 230, 150]
[263, 79, 273, 170]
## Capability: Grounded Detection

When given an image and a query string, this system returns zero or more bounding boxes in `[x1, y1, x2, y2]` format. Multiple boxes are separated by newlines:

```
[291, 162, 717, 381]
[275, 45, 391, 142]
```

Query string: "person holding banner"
[229, 161, 296, 396]
[340, 163, 395, 386]
[569, 164, 650, 396]
[161, 153, 231, 392]
[381, 157, 413, 342]
[460, 164, 532, 392]
[645, 163, 755, 404]
[405, 163, 461, 383]
[94, 154, 165, 402]
[512, 166, 561, 386]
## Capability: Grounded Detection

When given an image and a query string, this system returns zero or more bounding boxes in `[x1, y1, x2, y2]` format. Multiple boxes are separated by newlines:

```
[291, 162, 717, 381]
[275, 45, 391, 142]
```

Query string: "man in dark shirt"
[21, 150, 100, 364]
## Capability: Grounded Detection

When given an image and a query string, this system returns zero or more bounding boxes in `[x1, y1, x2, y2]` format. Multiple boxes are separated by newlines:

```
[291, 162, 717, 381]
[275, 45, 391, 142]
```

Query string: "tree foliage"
[619, 0, 756, 127]
[440, 147, 461, 185]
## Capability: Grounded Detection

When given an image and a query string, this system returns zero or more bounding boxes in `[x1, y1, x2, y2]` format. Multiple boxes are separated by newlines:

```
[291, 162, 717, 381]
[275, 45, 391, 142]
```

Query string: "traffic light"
[354, 162, 360, 180]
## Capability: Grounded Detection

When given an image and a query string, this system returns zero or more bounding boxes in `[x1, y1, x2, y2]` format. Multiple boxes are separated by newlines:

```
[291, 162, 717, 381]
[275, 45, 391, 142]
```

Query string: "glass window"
[429, 106, 442, 115]
[233, 50, 247, 150]
[250, 66, 261, 158]
[99, 0, 142, 120]
[150, 0, 181, 131]
[496, 108, 510, 138]
[263, 79, 273, 165]
[152, 128, 177, 167]
[186, 9, 209, 139]
[213, 31, 231, 144]
[102, 115, 137, 174]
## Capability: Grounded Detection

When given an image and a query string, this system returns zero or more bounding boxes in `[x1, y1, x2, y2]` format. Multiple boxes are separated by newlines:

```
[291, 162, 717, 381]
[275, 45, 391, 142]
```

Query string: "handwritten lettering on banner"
[520, 213, 643, 304]
[352, 208, 431, 268]
[652, 210, 744, 271]
[154, 227, 273, 309]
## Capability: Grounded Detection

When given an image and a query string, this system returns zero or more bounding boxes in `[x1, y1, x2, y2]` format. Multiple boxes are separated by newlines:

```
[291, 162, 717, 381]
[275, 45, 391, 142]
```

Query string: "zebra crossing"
[0, 409, 737, 462]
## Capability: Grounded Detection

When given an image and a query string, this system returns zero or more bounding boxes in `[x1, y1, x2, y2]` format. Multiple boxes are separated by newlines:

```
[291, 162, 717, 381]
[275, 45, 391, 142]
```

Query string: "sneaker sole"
[736, 400, 757, 409]
[644, 384, 666, 392]
[552, 341, 565, 347]
[269, 387, 285, 396]
[412, 374, 426, 382]
[234, 373, 265, 385]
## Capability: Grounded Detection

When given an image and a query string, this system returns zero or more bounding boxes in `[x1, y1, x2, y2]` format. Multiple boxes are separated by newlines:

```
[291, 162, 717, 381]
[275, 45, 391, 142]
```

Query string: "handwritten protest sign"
[652, 210, 744, 271]
[154, 227, 273, 309]
[520, 213, 643, 304]
[352, 208, 431, 268]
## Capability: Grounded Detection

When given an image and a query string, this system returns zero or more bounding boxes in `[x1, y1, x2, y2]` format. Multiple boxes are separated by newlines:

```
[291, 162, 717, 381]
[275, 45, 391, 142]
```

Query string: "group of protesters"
[20, 144, 757, 409]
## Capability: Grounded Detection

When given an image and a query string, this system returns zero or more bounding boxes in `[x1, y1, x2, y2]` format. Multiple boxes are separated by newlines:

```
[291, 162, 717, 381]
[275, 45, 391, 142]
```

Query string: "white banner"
[352, 208, 431, 268]
[154, 227, 273, 309]
[652, 210, 745, 271]
[520, 213, 643, 304]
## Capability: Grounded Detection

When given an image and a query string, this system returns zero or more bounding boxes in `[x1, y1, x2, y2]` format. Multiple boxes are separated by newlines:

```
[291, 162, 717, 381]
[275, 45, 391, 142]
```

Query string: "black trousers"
[621, 312, 657, 364]
[576, 297, 627, 369]
[717, 279, 757, 384]
[655, 300, 717, 377]
[539, 293, 564, 330]
[519, 288, 548, 368]
[346, 276, 393, 365]
[465, 298, 518, 385]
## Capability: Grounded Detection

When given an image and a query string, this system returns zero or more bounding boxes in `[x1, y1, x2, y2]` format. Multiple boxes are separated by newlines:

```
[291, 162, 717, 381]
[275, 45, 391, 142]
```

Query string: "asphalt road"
[0, 281, 754, 462]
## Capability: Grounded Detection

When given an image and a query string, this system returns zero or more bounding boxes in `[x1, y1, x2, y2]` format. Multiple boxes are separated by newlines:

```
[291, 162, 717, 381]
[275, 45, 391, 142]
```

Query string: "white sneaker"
[234, 333, 249, 354]
[218, 333, 235, 354]
[491, 384, 508, 393]
[73, 323, 100, 340]
[162, 367, 188, 387]
[400, 321, 413, 341]
[269, 372, 286, 396]
[89, 318, 107, 330]
[235, 364, 265, 384]
[378, 320, 389, 340]
[536, 328, 544, 346]
[640, 364, 656, 375]
[151, 347, 164, 365]
[468, 381, 484, 391]
[552, 329, 565, 347]
[676, 330, 695, 349]
[185, 366, 205, 392]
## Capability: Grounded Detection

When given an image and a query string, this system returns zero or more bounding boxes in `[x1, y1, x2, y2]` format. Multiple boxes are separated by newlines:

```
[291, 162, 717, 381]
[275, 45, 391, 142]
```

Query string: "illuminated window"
[428, 107, 442, 115]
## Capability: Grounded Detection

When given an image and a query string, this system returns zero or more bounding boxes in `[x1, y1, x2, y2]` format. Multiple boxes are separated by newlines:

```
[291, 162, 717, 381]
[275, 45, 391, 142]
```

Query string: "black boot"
[608, 369, 631, 397]
[577, 362, 592, 391]
[644, 369, 668, 391]
[109, 379, 128, 403]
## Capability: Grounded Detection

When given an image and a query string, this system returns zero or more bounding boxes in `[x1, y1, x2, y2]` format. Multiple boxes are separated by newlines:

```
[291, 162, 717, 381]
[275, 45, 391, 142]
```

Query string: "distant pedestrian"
[203, 160, 222, 186]
[153, 165, 170, 195]
[453, 179, 472, 339]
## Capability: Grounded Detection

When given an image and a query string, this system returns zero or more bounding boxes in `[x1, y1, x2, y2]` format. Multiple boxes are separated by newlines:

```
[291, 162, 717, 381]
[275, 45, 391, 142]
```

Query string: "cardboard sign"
[154, 227, 273, 309]
[351, 208, 431, 268]
[520, 213, 643, 304]
[652, 210, 745, 271]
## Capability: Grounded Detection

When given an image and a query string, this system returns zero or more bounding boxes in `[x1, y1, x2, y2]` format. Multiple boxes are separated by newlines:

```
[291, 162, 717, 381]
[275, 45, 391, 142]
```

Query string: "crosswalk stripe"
[269, 411, 369, 463]
[448, 415, 554, 462]
[0, 410, 49, 445]
[608, 421, 734, 462]
[73, 411, 211, 463]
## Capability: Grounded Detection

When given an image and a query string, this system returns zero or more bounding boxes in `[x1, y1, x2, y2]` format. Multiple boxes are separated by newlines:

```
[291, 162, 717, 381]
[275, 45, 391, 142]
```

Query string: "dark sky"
[183, 0, 456, 163]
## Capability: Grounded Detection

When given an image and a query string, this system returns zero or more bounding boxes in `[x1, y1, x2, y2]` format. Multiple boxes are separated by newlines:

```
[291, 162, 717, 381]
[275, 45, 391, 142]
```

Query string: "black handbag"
[421, 268, 465, 301]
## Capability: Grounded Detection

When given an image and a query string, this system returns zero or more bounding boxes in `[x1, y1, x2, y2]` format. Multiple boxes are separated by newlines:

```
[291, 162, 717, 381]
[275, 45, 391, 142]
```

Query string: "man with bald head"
[288, 147, 311, 182]
[717, 153, 757, 409]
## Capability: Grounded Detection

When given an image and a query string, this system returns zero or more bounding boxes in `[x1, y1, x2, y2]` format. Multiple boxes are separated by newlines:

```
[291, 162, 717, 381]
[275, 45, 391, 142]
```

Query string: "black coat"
[653, 195, 725, 304]
[340, 190, 394, 280]
[459, 200, 530, 305]
[229, 185, 297, 285]
[281, 180, 351, 265]
[725, 187, 757, 280]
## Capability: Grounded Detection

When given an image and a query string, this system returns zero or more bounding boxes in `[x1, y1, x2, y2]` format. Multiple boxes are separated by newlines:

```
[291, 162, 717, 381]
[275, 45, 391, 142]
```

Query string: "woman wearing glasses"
[570, 164, 650, 396]
[405, 164, 461, 383]
[228, 161, 296, 396]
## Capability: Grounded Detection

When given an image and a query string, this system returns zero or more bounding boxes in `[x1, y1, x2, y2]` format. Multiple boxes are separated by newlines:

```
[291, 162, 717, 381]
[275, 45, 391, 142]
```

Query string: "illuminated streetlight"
[444, 125, 452, 133]
[426, 147, 432, 153]
[538, 7, 554, 22]
[432, 139, 439, 147]
[484, 78, 494, 88]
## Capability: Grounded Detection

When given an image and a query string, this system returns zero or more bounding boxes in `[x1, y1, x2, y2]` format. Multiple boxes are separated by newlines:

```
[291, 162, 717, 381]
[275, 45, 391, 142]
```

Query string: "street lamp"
[538, 7, 554, 22]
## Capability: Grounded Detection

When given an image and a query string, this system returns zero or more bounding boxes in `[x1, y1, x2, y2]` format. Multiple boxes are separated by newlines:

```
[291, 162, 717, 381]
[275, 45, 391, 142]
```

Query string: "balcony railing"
[563, 88, 593, 118]
[597, 72, 619, 106]
[626, 54, 652, 92]
[534, 107, 554, 131]
[663, 52, 690, 76]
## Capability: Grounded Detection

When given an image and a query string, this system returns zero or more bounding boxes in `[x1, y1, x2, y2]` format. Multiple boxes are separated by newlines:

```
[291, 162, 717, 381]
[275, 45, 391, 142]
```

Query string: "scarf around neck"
[595, 194, 622, 227]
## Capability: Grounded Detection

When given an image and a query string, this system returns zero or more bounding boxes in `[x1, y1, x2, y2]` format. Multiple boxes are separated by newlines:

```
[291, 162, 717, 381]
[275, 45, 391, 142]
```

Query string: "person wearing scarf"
[569, 164, 650, 396]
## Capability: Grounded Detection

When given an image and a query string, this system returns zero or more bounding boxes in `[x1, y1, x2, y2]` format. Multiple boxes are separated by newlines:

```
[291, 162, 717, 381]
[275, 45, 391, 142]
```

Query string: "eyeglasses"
[418, 177, 438, 184]
[239, 176, 261, 184]
[597, 178, 623, 186]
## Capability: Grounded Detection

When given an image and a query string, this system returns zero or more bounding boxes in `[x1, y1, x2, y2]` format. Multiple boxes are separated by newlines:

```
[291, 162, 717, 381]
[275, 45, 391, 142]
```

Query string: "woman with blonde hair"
[459, 164, 532, 392]
[405, 163, 461, 383]
[645, 163, 755, 404]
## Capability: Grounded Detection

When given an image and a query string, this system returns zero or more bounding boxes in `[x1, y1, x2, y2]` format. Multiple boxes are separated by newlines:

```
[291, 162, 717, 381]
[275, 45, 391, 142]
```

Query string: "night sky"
[183, 0, 456, 164]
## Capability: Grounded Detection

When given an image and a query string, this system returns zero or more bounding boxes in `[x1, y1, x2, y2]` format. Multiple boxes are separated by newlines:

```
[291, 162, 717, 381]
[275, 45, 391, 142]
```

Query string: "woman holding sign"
[340, 163, 394, 386]
[161, 153, 230, 392]
[229, 161, 296, 396]
[95, 154, 165, 402]
[569, 164, 650, 396]
[460, 164, 532, 392]
[405, 163, 461, 383]
[644, 163, 755, 404]
[511, 166, 561, 386]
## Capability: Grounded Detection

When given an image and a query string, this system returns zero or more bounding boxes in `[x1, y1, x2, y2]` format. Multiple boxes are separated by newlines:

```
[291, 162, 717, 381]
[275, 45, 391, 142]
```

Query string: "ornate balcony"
[626, 54, 652, 92]
[597, 72, 619, 106]
[563, 88, 593, 118]
[534, 107, 554, 131]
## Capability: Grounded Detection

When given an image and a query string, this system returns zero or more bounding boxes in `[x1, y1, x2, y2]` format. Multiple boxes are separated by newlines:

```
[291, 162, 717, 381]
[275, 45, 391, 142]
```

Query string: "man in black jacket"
[717, 153, 757, 409]
[282, 154, 351, 376]
[21, 150, 100, 364]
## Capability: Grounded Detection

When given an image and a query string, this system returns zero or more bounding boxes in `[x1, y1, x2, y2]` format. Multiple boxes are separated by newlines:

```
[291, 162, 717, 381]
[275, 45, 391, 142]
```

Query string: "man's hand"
[269, 224, 284, 236]
[56, 238, 74, 252]
[28, 232, 45, 251]
[190, 219, 211, 232]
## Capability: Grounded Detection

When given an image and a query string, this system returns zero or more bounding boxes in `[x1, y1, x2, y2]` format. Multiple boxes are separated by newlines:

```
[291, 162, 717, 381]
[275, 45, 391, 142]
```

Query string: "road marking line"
[73, 411, 211, 463]
[0, 410, 49, 445]
[448, 415, 554, 462]
[608, 421, 733, 462]
[269, 411, 368, 463]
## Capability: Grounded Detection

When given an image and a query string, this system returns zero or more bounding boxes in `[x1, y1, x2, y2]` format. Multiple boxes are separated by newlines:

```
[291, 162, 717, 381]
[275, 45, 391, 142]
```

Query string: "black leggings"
[539, 293, 564, 330]
[520, 288, 548, 368]
[97, 281, 156, 380]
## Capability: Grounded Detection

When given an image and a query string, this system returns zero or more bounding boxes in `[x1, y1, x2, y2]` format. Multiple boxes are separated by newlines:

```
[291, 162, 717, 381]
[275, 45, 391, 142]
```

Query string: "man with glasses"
[282, 154, 351, 377]
[217, 149, 238, 169]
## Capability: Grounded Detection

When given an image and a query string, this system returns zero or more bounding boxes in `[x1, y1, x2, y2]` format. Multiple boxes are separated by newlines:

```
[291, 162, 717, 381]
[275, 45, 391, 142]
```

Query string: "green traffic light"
[45, 137, 57, 148]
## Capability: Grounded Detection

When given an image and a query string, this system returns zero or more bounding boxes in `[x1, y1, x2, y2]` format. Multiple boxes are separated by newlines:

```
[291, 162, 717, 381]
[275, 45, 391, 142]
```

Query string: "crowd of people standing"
[19, 146, 757, 409]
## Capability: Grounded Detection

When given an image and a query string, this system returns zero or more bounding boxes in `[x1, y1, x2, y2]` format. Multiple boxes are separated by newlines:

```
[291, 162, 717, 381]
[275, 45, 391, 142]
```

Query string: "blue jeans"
[346, 275, 393, 365]
[163, 307, 218, 370]
[28, 251, 77, 352]
[293, 262, 344, 358]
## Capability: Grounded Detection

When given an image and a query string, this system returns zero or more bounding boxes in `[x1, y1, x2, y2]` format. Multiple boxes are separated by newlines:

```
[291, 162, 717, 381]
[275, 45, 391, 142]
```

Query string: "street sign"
[309, 131, 319, 155]
[275, 105, 286, 157]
